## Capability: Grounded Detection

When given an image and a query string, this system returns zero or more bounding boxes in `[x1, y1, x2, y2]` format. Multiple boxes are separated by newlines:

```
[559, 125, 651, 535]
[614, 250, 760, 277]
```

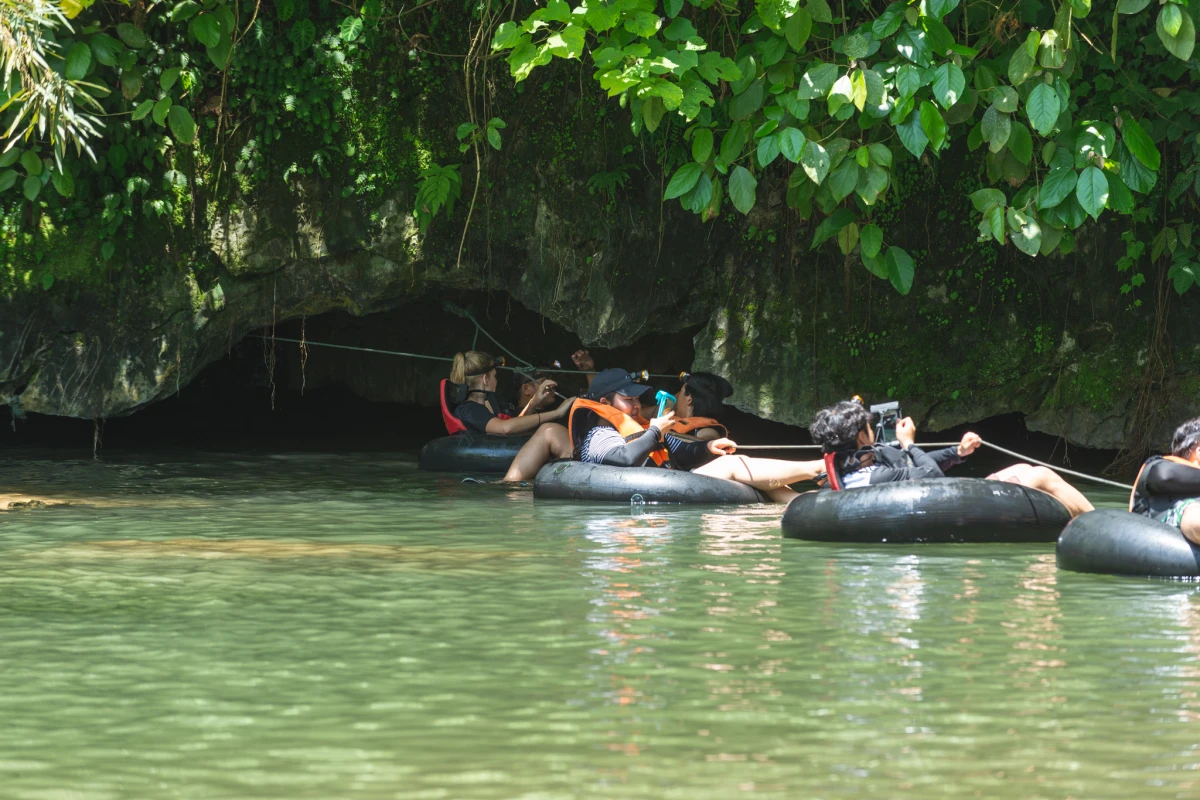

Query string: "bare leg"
[1181, 504, 1200, 546]
[987, 463, 1094, 518]
[502, 423, 573, 482]
[691, 456, 824, 502]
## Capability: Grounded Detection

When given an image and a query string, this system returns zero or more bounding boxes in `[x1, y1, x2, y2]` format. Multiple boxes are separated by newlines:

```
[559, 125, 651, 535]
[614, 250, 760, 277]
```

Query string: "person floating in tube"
[571, 368, 824, 503]
[809, 399, 1093, 517]
[1131, 417, 1200, 543]
[449, 350, 577, 482]
[515, 370, 557, 414]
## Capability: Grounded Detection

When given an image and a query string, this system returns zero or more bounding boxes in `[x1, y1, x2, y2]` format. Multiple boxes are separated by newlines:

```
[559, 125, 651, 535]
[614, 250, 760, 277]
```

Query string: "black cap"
[587, 368, 654, 399]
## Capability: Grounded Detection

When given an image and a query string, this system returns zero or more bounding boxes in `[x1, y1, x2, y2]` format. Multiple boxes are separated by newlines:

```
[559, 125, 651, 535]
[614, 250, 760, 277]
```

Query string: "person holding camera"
[810, 400, 1093, 517]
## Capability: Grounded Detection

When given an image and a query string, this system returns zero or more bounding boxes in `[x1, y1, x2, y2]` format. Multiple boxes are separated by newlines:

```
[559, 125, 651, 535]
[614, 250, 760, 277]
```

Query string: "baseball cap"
[586, 368, 654, 399]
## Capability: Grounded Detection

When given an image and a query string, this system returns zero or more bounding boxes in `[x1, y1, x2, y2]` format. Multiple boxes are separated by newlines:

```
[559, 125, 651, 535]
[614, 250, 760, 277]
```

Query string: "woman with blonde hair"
[450, 350, 575, 481]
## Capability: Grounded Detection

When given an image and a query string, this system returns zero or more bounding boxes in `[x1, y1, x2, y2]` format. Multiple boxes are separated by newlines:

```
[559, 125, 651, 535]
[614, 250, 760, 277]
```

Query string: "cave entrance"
[3, 290, 811, 452]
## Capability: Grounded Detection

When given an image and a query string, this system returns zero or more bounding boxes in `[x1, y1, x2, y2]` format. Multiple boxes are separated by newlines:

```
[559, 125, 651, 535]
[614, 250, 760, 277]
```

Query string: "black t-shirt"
[455, 391, 515, 434]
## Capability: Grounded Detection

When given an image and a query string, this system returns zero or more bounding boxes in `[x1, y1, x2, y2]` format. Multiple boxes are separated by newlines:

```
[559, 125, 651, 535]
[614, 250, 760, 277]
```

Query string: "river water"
[0, 450, 1195, 798]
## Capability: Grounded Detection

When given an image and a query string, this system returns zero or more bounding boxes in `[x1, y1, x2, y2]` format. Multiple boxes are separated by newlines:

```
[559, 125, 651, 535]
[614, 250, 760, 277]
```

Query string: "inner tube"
[781, 477, 1071, 544]
[533, 461, 767, 504]
[417, 433, 531, 473]
[1057, 509, 1200, 578]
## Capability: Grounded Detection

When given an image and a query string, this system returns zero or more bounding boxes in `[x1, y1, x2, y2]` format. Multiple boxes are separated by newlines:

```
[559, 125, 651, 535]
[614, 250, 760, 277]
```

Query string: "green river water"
[0, 450, 1196, 799]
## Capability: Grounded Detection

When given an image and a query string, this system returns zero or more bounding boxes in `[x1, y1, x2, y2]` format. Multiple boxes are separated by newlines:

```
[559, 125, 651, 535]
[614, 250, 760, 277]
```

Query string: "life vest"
[670, 417, 727, 439]
[568, 398, 670, 467]
[440, 380, 511, 435]
[1130, 455, 1200, 515]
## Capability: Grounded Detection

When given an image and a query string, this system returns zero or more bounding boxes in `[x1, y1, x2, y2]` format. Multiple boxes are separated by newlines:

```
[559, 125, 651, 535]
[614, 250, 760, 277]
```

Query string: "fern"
[414, 164, 462, 233]
[586, 164, 635, 202]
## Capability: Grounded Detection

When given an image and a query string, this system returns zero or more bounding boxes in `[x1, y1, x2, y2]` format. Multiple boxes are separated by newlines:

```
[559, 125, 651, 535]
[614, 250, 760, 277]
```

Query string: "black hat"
[586, 368, 654, 399]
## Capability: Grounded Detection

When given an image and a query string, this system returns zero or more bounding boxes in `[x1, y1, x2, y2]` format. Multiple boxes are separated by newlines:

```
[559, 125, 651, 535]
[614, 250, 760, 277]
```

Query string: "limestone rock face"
[1, 73, 1197, 451]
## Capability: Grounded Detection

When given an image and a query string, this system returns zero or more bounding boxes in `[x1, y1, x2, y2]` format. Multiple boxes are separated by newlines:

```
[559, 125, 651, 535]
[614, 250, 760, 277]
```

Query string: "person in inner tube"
[515, 370, 557, 414]
[450, 351, 576, 481]
[810, 399, 1094, 517]
[1131, 417, 1200, 543]
[573, 368, 823, 503]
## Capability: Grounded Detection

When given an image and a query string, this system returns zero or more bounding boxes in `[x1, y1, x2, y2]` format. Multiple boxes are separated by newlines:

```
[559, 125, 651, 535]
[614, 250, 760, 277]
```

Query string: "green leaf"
[1025, 83, 1058, 136]
[860, 223, 883, 258]
[778, 128, 806, 163]
[992, 85, 1018, 113]
[786, 9, 813, 50]
[19, 151, 42, 176]
[90, 34, 123, 67]
[0, 170, 16, 192]
[828, 159, 860, 202]
[1117, 0, 1150, 12]
[584, 3, 621, 32]
[837, 222, 860, 255]
[642, 96, 665, 133]
[969, 188, 1005, 212]
[862, 251, 889, 279]
[843, 33, 869, 61]
[919, 101, 946, 152]
[1068, 0, 1090, 18]
[1163, 3, 1184, 37]
[207, 33, 233, 69]
[1104, 170, 1134, 214]
[729, 166, 758, 214]
[1008, 122, 1032, 164]
[720, 122, 750, 164]
[191, 14, 221, 47]
[158, 67, 181, 93]
[1121, 116, 1160, 171]
[665, 0, 684, 18]
[800, 140, 830, 183]
[1075, 166, 1108, 220]
[624, 10, 661, 37]
[171, 0, 201, 21]
[807, 0, 833, 24]
[152, 96, 172, 126]
[40, 271, 53, 290]
[65, 42, 91, 81]
[729, 80, 764, 119]
[692, 128, 714, 163]
[1117, 142, 1157, 194]
[1008, 209, 1041, 256]
[1007, 44, 1035, 86]
[1038, 168, 1077, 209]
[22, 175, 40, 202]
[895, 64, 923, 99]
[340, 15, 364, 42]
[867, 144, 892, 168]
[665, 162, 704, 199]
[932, 63, 965, 109]
[782, 93, 810, 120]
[288, 19, 317, 52]
[981, 106, 1011, 152]
[168, 105, 197, 144]
[492, 21, 524, 49]
[1156, 6, 1195, 61]
[926, 0, 960, 20]
[885, 246, 914, 294]
[796, 63, 837, 99]
[872, 3, 905, 38]
[120, 68, 143, 100]
[107, 144, 127, 171]
[663, 16, 696, 40]
[757, 134, 781, 167]
[896, 111, 928, 157]
[52, 169, 74, 198]
[811, 208, 856, 248]
[758, 35, 788, 67]
[116, 22, 148, 49]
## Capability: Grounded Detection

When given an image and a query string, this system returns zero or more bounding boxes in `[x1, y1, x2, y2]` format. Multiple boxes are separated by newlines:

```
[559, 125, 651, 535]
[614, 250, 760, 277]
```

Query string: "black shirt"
[455, 391, 515, 434]
[1132, 456, 1200, 517]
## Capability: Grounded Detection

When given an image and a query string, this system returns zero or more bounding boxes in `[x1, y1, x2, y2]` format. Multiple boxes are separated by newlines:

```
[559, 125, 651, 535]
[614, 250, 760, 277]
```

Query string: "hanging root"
[300, 315, 308, 396]
[92, 417, 103, 460]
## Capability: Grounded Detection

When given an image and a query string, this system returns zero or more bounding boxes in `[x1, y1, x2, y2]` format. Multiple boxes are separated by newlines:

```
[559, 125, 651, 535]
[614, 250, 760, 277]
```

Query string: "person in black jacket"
[810, 400, 1093, 517]
[1131, 417, 1200, 543]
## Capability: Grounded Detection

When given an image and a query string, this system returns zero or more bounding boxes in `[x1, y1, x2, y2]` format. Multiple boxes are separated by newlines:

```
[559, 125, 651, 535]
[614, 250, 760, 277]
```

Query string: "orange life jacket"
[670, 417, 727, 439]
[1129, 454, 1200, 513]
[568, 398, 670, 467]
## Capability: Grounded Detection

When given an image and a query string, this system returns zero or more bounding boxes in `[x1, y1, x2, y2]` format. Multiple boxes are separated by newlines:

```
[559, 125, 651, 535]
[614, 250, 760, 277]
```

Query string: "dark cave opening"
[0, 290, 1121, 479]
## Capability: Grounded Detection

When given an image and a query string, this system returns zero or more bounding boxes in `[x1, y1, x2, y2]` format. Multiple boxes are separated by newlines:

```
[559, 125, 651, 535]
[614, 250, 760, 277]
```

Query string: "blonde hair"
[450, 351, 494, 386]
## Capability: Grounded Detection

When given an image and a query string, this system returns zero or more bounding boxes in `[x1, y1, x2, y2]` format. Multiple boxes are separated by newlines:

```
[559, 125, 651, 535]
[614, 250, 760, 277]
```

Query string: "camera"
[870, 401, 901, 444]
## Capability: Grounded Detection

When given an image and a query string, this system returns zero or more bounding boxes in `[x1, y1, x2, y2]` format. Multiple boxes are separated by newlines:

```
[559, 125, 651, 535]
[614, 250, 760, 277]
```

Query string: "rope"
[980, 440, 1132, 490]
[737, 440, 1131, 490]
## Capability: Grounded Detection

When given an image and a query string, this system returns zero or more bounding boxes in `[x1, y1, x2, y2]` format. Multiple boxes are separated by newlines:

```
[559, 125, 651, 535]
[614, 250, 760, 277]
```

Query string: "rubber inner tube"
[781, 477, 1071, 544]
[533, 461, 766, 504]
[1057, 508, 1200, 578]
[418, 433, 532, 473]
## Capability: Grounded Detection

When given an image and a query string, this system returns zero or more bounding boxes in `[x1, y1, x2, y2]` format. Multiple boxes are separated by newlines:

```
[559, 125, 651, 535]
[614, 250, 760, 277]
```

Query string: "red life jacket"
[568, 398, 670, 467]
[439, 380, 511, 435]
